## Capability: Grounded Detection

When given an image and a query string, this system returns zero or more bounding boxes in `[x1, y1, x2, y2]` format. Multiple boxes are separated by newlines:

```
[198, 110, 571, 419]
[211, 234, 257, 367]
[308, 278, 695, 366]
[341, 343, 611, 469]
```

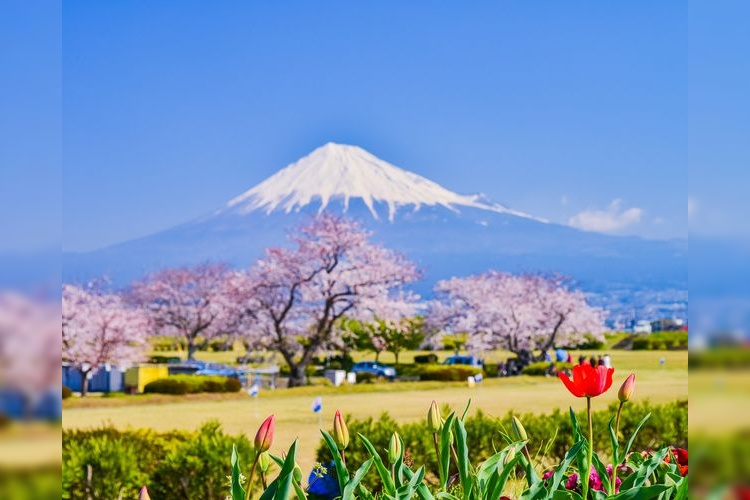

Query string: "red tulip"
[664, 447, 688, 476]
[254, 415, 275, 453]
[558, 363, 614, 398]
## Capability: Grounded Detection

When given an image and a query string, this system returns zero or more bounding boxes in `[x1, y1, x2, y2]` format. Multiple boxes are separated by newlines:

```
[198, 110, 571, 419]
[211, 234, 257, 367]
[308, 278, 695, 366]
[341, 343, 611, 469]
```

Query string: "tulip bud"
[511, 416, 528, 442]
[293, 462, 303, 483]
[254, 415, 275, 454]
[333, 409, 350, 449]
[618, 374, 636, 403]
[258, 451, 271, 473]
[427, 400, 442, 433]
[138, 486, 151, 500]
[388, 432, 402, 464]
[503, 446, 517, 466]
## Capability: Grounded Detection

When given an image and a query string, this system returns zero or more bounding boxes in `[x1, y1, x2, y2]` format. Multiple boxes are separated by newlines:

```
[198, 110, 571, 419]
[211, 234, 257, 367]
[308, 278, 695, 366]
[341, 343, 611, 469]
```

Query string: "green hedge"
[689, 347, 750, 369]
[316, 399, 687, 490]
[521, 361, 573, 376]
[62, 422, 259, 500]
[143, 375, 242, 395]
[148, 335, 234, 352]
[413, 354, 439, 364]
[397, 364, 484, 381]
[632, 331, 688, 350]
[1, 467, 61, 499]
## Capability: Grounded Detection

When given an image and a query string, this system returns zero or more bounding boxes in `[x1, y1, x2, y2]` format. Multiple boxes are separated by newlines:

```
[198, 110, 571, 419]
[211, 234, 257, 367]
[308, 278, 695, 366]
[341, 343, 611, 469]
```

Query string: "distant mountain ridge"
[62, 143, 686, 322]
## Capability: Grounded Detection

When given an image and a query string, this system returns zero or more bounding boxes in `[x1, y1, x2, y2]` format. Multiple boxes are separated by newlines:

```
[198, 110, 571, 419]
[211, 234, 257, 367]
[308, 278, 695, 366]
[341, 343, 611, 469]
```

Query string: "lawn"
[63, 350, 687, 474]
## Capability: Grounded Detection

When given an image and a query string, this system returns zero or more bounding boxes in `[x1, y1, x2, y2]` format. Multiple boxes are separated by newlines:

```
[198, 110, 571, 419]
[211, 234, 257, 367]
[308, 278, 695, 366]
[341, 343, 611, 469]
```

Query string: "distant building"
[633, 320, 652, 334]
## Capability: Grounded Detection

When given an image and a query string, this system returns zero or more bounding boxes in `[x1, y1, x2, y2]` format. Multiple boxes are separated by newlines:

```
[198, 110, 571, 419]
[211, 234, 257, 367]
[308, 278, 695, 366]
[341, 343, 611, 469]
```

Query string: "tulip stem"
[610, 401, 624, 496]
[391, 463, 396, 484]
[583, 397, 593, 500]
[432, 433, 444, 486]
[260, 470, 267, 490]
[450, 443, 460, 470]
[245, 452, 261, 500]
[340, 449, 346, 467]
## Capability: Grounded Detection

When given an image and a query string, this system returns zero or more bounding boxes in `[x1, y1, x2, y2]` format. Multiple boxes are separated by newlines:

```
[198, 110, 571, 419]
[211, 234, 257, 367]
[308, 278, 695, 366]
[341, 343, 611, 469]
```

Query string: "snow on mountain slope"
[222, 142, 544, 222]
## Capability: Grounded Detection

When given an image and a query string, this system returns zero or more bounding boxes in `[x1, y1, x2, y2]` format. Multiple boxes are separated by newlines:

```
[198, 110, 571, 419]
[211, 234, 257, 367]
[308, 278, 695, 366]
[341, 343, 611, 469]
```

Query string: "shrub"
[565, 333, 605, 350]
[632, 331, 688, 350]
[355, 372, 385, 384]
[413, 353, 438, 364]
[149, 335, 186, 352]
[689, 347, 750, 369]
[148, 355, 182, 364]
[62, 386, 73, 399]
[412, 364, 484, 381]
[521, 361, 573, 376]
[143, 378, 188, 395]
[143, 375, 241, 395]
[62, 422, 258, 500]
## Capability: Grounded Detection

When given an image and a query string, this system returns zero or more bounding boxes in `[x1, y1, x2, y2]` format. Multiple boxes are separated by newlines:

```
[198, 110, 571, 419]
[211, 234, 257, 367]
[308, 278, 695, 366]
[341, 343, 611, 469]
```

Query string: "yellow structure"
[124, 364, 169, 393]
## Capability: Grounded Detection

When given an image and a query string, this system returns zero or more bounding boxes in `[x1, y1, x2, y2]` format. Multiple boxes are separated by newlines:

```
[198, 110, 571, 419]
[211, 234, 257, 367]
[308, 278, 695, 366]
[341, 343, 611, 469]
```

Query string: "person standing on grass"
[603, 353, 612, 368]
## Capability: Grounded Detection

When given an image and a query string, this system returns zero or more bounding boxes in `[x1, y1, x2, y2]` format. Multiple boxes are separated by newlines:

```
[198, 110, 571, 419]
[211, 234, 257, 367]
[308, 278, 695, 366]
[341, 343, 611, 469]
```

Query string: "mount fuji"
[63, 143, 686, 315]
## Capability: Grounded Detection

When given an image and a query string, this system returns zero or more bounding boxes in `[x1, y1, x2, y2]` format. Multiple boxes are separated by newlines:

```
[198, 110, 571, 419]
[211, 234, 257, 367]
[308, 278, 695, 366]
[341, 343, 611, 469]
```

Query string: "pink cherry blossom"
[0, 292, 61, 406]
[62, 284, 148, 396]
[429, 272, 605, 356]
[129, 263, 236, 360]
[230, 215, 419, 387]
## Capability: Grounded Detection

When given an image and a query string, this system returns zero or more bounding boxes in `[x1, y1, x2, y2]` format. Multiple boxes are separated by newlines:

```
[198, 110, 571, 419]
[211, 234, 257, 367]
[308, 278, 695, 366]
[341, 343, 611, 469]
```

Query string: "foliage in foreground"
[315, 399, 687, 490]
[227, 399, 687, 500]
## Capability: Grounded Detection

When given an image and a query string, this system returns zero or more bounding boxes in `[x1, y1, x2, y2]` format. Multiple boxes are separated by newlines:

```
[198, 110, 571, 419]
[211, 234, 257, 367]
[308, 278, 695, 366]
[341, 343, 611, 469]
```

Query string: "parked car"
[350, 361, 396, 380]
[442, 355, 484, 368]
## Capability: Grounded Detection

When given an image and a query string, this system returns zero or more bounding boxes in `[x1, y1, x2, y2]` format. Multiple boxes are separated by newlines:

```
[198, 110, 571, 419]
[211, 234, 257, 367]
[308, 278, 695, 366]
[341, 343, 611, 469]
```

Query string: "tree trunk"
[187, 342, 197, 361]
[81, 370, 91, 397]
[287, 363, 308, 388]
[375, 351, 380, 362]
[393, 351, 399, 365]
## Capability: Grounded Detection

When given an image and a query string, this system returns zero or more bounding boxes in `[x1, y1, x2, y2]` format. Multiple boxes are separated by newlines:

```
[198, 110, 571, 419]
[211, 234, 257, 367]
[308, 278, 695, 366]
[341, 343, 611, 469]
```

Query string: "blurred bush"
[143, 375, 241, 395]
[632, 331, 688, 350]
[62, 421, 258, 500]
[521, 361, 573, 376]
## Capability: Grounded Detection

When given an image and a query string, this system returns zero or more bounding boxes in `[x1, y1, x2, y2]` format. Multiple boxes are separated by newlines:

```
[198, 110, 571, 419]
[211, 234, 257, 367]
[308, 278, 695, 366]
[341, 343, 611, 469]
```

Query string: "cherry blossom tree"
[129, 263, 236, 360]
[62, 284, 148, 396]
[233, 215, 419, 387]
[429, 272, 605, 358]
[0, 292, 61, 412]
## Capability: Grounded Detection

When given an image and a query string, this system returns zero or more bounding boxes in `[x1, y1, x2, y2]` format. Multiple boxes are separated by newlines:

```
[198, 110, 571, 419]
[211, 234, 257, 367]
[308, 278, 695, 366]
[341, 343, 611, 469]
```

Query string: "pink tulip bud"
[254, 415, 275, 453]
[618, 374, 636, 403]
[333, 409, 350, 449]
[138, 486, 151, 500]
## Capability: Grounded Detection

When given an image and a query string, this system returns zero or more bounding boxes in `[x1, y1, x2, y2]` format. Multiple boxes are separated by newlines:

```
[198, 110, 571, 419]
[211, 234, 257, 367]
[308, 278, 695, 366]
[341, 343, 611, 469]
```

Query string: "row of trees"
[62, 214, 606, 391]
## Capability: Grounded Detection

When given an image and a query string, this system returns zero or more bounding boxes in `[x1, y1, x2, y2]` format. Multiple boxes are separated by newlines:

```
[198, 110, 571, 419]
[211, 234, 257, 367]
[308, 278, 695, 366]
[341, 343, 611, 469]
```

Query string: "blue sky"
[58, 1, 690, 251]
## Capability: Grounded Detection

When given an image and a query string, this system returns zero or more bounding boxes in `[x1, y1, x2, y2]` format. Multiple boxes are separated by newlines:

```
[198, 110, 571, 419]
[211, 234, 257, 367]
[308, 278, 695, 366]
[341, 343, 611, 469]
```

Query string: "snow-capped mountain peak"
[224, 142, 541, 222]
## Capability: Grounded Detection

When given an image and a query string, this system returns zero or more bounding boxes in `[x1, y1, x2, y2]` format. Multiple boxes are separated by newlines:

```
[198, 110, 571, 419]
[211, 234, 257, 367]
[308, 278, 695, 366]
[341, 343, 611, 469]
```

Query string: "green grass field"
[63, 349, 687, 474]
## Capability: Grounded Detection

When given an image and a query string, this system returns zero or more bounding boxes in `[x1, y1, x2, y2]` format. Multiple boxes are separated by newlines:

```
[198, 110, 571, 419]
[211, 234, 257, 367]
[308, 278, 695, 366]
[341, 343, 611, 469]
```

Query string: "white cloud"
[568, 199, 644, 233]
